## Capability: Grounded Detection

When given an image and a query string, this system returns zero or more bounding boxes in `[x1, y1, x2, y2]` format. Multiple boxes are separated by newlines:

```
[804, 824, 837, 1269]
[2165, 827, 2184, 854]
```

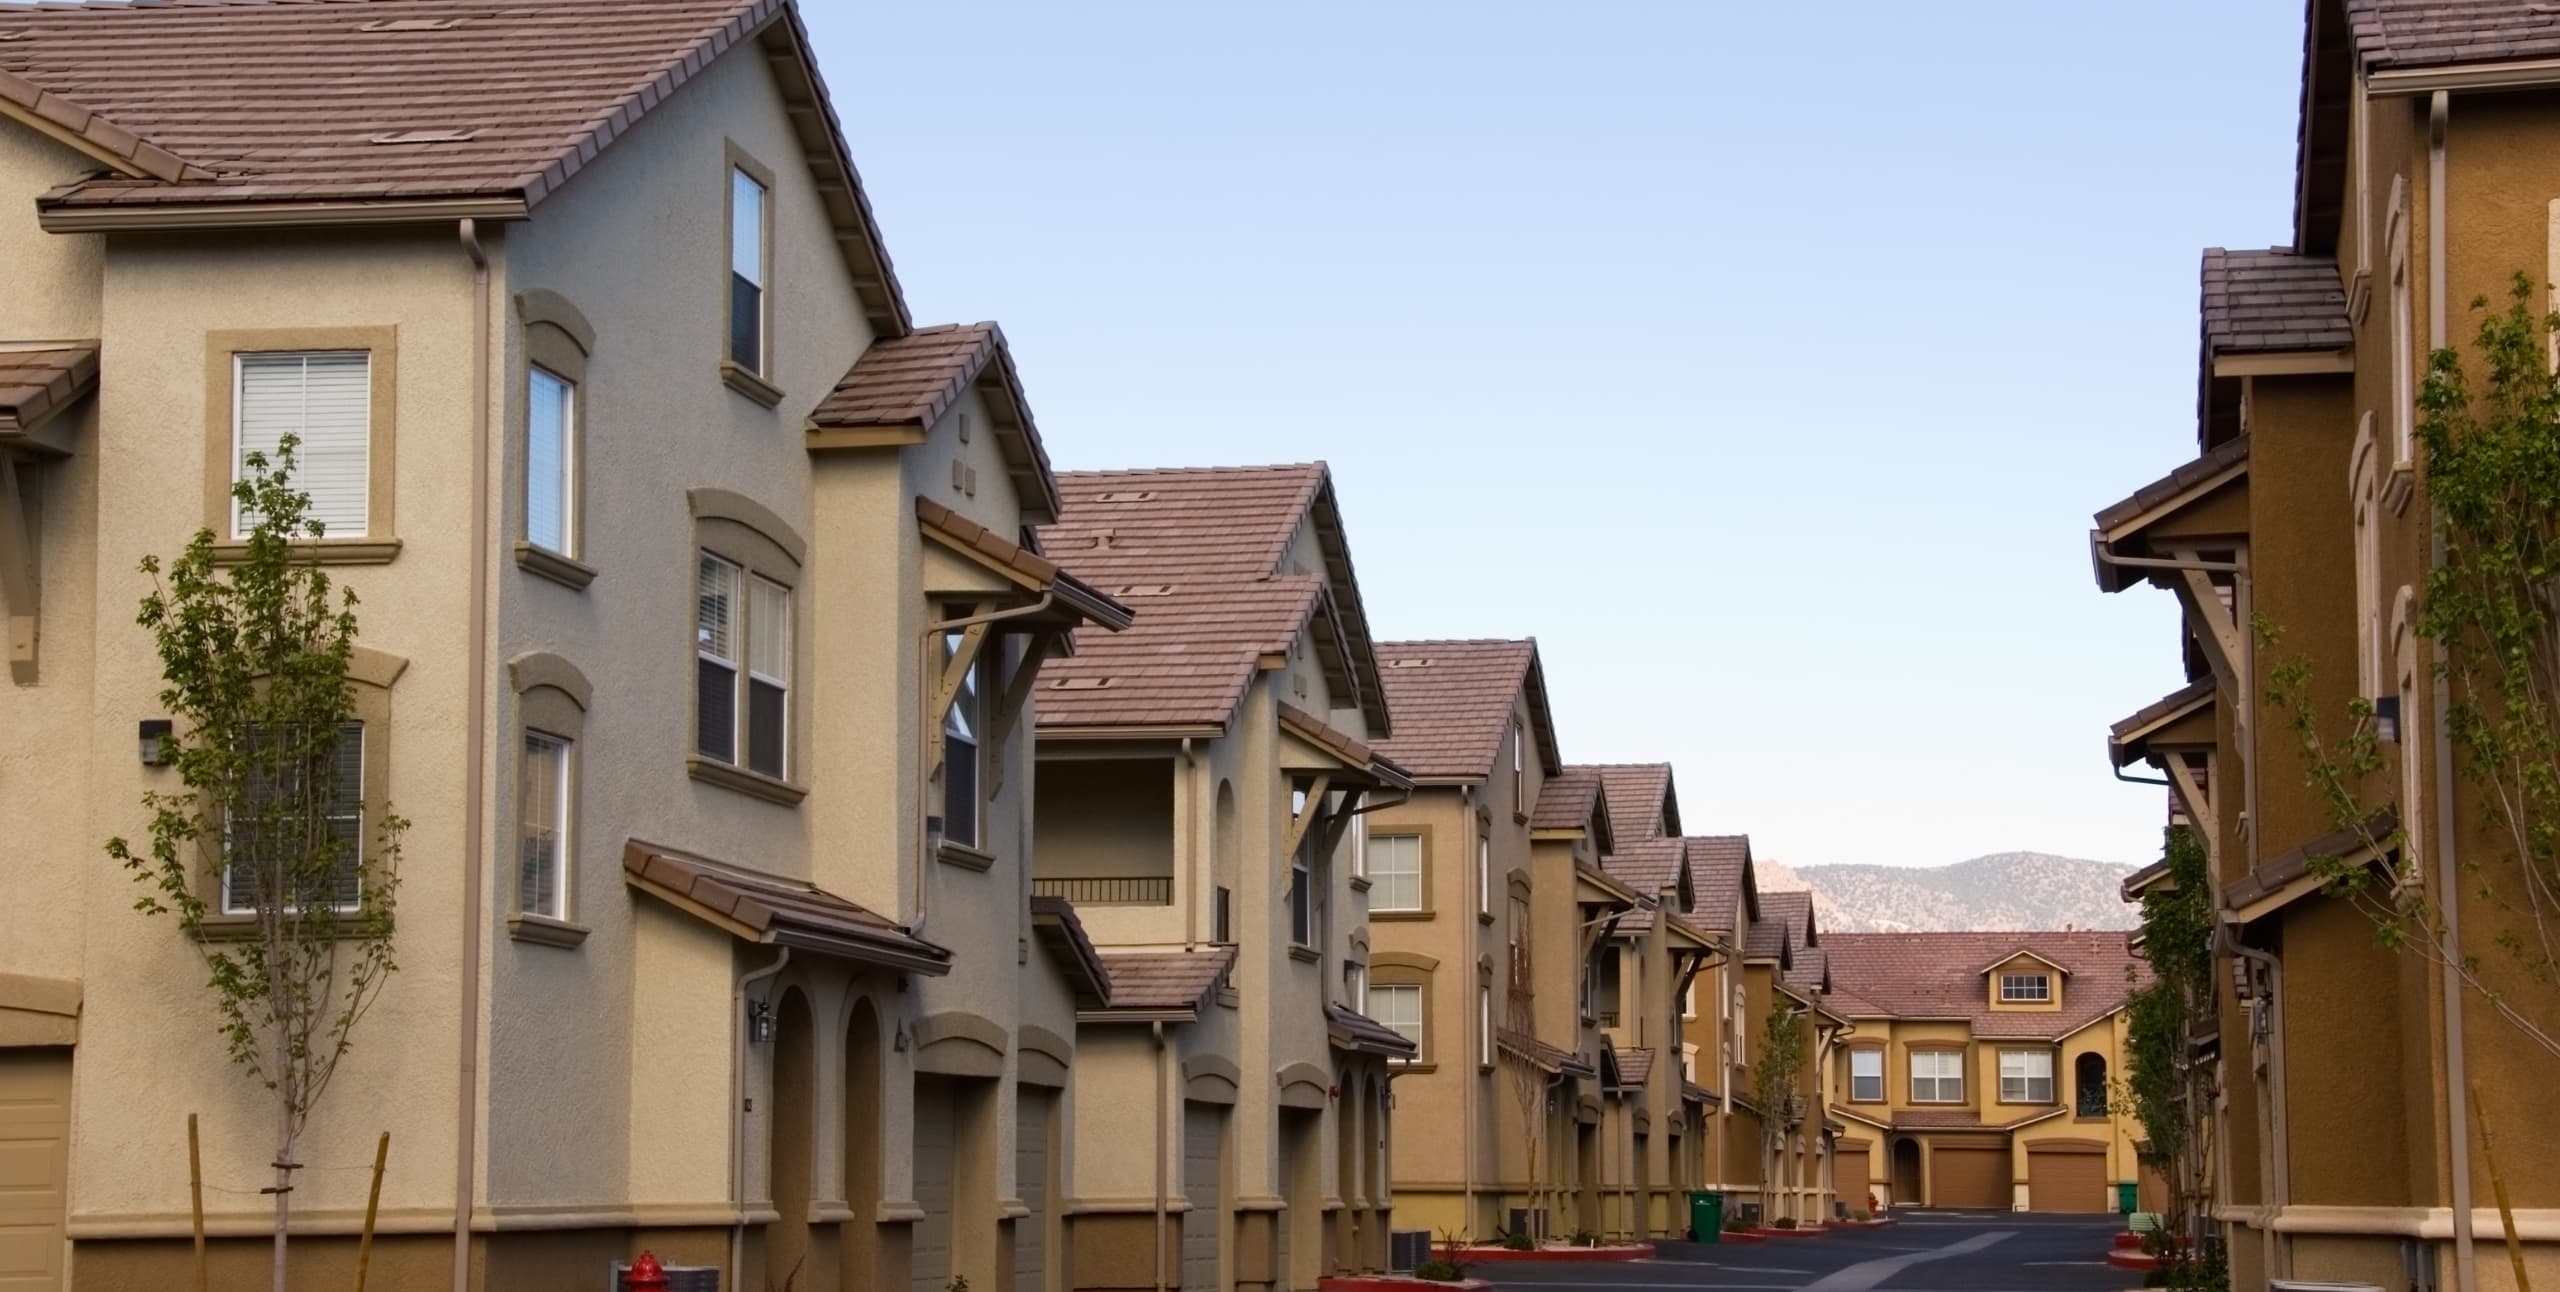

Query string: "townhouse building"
[0, 4, 1141, 1290]
[1521, 766, 1645, 1241]
[1753, 892, 1846, 1227]
[1028, 465, 1410, 1292]
[2093, 3, 2560, 1288]
[1820, 934, 2144, 1217]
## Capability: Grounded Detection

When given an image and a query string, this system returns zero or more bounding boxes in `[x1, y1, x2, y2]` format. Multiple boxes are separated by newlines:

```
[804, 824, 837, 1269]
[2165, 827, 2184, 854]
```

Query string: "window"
[2000, 1049, 2055, 1103]
[1477, 836, 1490, 916]
[1214, 885, 1233, 945]
[941, 630, 984, 848]
[2354, 430, 2383, 697]
[729, 166, 768, 374]
[2390, 193, 2414, 466]
[1345, 960, 1366, 1010]
[1479, 983, 1494, 1067]
[2000, 973, 2051, 1003]
[234, 351, 371, 538]
[1289, 808, 1315, 948]
[1592, 947, 1622, 1026]
[1367, 834, 1422, 911]
[1511, 719, 1524, 809]
[1349, 812, 1366, 879]
[1850, 1048, 1884, 1103]
[1507, 895, 1530, 983]
[696, 554, 791, 780]
[2075, 1053, 2109, 1117]
[1370, 983, 1422, 1055]
[525, 366, 575, 556]
[518, 732, 571, 920]
[1910, 1050, 1964, 1103]
[223, 720, 365, 914]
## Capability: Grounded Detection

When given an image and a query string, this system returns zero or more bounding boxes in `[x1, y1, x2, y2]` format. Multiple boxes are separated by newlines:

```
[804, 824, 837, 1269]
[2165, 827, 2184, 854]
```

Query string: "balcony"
[1032, 876, 1172, 906]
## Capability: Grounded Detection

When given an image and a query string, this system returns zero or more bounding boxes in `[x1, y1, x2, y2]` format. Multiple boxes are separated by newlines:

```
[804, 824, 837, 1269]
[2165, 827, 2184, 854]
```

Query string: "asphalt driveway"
[1464, 1212, 2138, 1292]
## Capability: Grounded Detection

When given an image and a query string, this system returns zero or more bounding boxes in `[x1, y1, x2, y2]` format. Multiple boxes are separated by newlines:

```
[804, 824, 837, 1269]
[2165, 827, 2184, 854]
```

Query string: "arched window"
[2075, 1052, 2109, 1117]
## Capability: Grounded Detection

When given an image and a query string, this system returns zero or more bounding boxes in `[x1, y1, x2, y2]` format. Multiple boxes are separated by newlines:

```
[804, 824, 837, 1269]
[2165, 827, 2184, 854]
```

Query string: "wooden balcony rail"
[1032, 875, 1173, 906]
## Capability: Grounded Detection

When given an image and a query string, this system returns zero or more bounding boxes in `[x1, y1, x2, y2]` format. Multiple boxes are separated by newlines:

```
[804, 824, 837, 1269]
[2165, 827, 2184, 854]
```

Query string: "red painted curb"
[1321, 1278, 1495, 1292]
[1750, 1226, 1824, 1238]
[2105, 1250, 2162, 1271]
[1833, 1219, 1897, 1229]
[1432, 1244, 1656, 1262]
[2111, 1232, 2144, 1249]
[1709, 1231, 1766, 1244]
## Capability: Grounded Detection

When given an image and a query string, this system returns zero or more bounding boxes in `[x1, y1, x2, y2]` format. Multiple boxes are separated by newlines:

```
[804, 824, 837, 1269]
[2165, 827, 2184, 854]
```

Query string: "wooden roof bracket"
[1, 455, 37, 683]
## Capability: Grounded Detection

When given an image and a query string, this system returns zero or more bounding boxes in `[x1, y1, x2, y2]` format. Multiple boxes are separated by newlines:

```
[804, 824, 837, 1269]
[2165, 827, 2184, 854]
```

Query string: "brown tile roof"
[1277, 702, 1414, 791]
[816, 324, 1060, 519]
[1496, 1027, 1587, 1075]
[1683, 1080, 1717, 1104]
[1614, 1047, 1654, 1089]
[1027, 895, 1110, 1010]
[1373, 639, 1557, 781]
[1823, 932, 2147, 1040]
[1096, 947, 1235, 1014]
[2202, 248, 2352, 356]
[1035, 465, 1386, 733]
[1743, 904, 1793, 962]
[2093, 434, 2252, 533]
[0, 343, 99, 437]
[1331, 1003, 1421, 1059]
[914, 497, 1133, 632]
[1532, 765, 1610, 840]
[1602, 837, 1687, 902]
[622, 839, 950, 974]
[1588, 764, 1680, 840]
[2224, 809, 2399, 916]
[1, 0, 908, 333]
[2345, 0, 2560, 70]
[1686, 836, 1753, 935]
[2109, 677, 2218, 769]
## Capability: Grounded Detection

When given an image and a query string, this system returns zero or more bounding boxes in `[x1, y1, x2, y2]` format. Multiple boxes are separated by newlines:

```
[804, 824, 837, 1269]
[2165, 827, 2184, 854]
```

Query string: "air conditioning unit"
[1388, 1229, 1433, 1273]
[609, 1261, 720, 1292]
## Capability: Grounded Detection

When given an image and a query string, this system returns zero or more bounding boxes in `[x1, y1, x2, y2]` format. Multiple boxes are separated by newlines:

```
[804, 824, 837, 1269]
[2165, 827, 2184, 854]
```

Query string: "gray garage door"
[1182, 1103, 1224, 1292]
[912, 1080, 955, 1292]
[1015, 1089, 1053, 1292]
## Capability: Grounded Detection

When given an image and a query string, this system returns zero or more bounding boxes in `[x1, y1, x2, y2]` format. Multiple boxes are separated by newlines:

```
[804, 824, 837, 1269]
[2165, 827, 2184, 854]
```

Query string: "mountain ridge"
[1752, 851, 2138, 933]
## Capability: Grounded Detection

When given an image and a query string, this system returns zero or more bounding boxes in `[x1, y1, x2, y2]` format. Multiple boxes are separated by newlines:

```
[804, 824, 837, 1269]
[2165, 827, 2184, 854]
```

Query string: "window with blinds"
[696, 553, 791, 781]
[234, 352, 370, 538]
[941, 630, 982, 847]
[222, 720, 365, 914]
[1369, 983, 1422, 1054]
[519, 733, 570, 919]
[526, 366, 574, 555]
[745, 576, 790, 779]
[1366, 834, 1421, 911]
[696, 554, 741, 764]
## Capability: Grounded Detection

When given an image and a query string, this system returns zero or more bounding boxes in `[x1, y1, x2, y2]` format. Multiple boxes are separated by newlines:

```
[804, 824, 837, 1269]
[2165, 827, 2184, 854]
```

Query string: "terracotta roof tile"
[0, 343, 99, 436]
[914, 497, 1131, 631]
[622, 839, 950, 973]
[2093, 434, 2251, 533]
[1757, 892, 1815, 972]
[2345, 0, 2560, 70]
[1097, 947, 1235, 1013]
[1532, 765, 1607, 834]
[817, 323, 1060, 518]
[1823, 932, 2149, 1040]
[1614, 1047, 1654, 1089]
[1686, 836, 1751, 935]
[1332, 1003, 1421, 1058]
[1601, 837, 1686, 901]
[1373, 639, 1538, 780]
[2202, 248, 2351, 355]
[1587, 763, 1679, 840]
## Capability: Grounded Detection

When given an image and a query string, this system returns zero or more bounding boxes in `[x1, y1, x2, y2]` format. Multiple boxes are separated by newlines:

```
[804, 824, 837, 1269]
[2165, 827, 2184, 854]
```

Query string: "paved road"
[1465, 1213, 2138, 1292]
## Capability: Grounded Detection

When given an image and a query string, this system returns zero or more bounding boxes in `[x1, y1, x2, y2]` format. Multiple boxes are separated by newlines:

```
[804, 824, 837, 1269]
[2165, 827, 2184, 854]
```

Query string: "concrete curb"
[1434, 1243, 1656, 1262]
[2104, 1248, 2162, 1271]
[1321, 1277, 1495, 1292]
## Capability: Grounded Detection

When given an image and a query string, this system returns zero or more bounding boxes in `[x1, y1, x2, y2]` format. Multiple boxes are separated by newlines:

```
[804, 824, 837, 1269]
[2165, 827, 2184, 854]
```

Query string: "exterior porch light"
[139, 718, 174, 767]
[2373, 695, 2401, 744]
[746, 998, 777, 1045]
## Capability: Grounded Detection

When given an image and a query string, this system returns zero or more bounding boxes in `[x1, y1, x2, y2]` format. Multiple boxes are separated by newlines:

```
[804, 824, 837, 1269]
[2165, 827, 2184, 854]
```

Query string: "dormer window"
[2000, 972, 2052, 1003]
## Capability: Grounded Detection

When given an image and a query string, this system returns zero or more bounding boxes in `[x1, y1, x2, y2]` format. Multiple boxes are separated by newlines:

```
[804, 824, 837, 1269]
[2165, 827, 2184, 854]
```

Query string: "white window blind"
[2000, 1050, 2054, 1103]
[224, 720, 364, 914]
[746, 576, 790, 779]
[1850, 1049, 1883, 1101]
[235, 352, 370, 537]
[1370, 983, 1422, 1053]
[1911, 1050, 1964, 1103]
[519, 733, 569, 919]
[1367, 834, 1422, 911]
[526, 367, 573, 554]
[696, 554, 741, 763]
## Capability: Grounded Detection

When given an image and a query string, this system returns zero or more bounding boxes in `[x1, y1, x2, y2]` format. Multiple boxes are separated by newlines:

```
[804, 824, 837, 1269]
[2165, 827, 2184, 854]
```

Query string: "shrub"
[1773, 1217, 1798, 1230]
[1412, 1258, 1465, 1283]
[1500, 1231, 1535, 1251]
[1848, 1209, 1871, 1222]
[1572, 1229, 1599, 1247]
[1721, 1215, 1751, 1233]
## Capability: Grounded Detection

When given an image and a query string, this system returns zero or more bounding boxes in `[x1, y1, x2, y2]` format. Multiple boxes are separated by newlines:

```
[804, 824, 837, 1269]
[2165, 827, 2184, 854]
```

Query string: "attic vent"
[1093, 490, 1156, 503]
[371, 128, 482, 145]
[1049, 677, 1113, 691]
[1115, 584, 1176, 598]
[1387, 658, 1433, 668]
[0, 29, 27, 41]
[360, 16, 473, 31]
[1087, 530, 1117, 550]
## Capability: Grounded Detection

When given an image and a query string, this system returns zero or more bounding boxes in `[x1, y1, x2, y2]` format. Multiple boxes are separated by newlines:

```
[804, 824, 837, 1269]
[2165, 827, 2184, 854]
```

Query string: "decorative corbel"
[0, 456, 36, 685]
[1280, 773, 1331, 869]
[985, 627, 1060, 797]
[1312, 785, 1367, 861]
[925, 620, 991, 777]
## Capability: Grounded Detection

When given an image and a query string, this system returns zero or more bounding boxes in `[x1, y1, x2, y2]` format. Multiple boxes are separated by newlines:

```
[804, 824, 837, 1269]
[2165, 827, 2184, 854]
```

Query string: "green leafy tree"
[1751, 1001, 1808, 1222]
[2260, 272, 2560, 1062]
[106, 438, 404, 1292]
[2117, 825, 2215, 1255]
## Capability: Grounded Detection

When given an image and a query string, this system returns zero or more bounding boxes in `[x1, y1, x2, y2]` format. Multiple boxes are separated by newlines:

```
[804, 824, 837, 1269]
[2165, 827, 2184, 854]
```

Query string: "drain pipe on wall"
[1154, 1020, 1171, 1292]
[1459, 786, 1477, 1238]
[2424, 86, 2480, 1292]
[451, 218, 494, 1292]
[730, 947, 792, 1282]
[1181, 738, 1197, 949]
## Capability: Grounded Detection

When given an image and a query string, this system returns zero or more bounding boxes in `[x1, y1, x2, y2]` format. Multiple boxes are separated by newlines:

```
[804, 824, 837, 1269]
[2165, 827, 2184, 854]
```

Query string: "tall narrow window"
[696, 554, 741, 764]
[1367, 834, 1422, 911]
[1850, 1049, 1884, 1102]
[2391, 233, 2414, 465]
[1477, 836, 1490, 916]
[1370, 983, 1422, 1055]
[1511, 719, 1525, 808]
[224, 720, 365, 914]
[519, 733, 570, 919]
[729, 168, 767, 373]
[525, 366, 575, 555]
[745, 576, 790, 779]
[235, 351, 371, 537]
[1479, 984, 1494, 1067]
[1345, 960, 1366, 1009]
[942, 630, 982, 847]
[1290, 838, 1314, 947]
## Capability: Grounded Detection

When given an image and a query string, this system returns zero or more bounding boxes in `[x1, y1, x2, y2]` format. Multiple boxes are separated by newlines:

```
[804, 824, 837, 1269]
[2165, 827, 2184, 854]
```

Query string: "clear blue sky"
[804, 2, 2305, 869]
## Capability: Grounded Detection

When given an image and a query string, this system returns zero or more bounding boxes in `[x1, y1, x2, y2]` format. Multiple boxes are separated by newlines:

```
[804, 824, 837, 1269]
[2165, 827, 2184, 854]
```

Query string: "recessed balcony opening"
[1033, 757, 1175, 905]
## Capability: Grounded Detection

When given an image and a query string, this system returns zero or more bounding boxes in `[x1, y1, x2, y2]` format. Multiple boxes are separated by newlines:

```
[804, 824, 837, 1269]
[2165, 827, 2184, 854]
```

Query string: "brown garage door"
[1928, 1145, 2009, 1210]
[0, 1050, 71, 1292]
[1834, 1142, 1872, 1209]
[2027, 1145, 2109, 1213]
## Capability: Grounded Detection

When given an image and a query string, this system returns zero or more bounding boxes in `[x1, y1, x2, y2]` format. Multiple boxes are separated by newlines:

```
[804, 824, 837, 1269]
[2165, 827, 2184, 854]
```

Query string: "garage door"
[912, 1080, 955, 1289]
[1015, 1089, 1053, 1292]
[0, 1051, 70, 1292]
[1927, 1145, 2008, 1210]
[1834, 1142, 1871, 1209]
[2027, 1146, 2108, 1213]
[1182, 1104, 1223, 1292]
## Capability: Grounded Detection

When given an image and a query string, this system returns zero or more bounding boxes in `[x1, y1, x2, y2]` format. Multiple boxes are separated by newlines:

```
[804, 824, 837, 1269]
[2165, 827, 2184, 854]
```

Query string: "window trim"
[938, 621, 990, 855]
[687, 488, 806, 804]
[201, 647, 406, 934]
[513, 289, 596, 588]
[1998, 972, 2052, 1003]
[1365, 828, 1428, 915]
[719, 141, 782, 406]
[1908, 1046, 1966, 1105]
[1997, 1047, 2056, 1106]
[203, 327, 400, 563]
[1847, 1045, 1886, 1104]
[507, 651, 591, 947]
[1368, 979, 1426, 1067]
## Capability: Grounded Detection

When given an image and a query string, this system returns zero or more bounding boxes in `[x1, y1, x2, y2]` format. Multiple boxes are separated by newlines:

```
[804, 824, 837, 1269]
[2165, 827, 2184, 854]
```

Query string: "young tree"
[1751, 1002, 1808, 1222]
[2117, 825, 2215, 1249]
[107, 438, 405, 1292]
[2261, 273, 2560, 1063]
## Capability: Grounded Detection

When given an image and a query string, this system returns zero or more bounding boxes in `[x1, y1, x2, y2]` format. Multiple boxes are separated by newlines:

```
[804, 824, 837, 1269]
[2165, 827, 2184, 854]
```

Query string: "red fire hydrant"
[625, 1251, 668, 1291]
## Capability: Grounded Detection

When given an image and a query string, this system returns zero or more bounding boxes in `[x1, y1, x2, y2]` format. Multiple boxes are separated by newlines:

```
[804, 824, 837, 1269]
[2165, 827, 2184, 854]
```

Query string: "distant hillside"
[1755, 852, 2139, 933]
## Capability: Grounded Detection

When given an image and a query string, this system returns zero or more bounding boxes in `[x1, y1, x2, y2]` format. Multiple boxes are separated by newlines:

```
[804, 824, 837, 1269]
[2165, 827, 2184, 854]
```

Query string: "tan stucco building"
[0, 4, 1138, 1290]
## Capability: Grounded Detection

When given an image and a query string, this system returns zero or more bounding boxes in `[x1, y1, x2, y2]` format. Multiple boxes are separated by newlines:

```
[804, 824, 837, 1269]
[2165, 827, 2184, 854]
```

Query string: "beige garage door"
[912, 1080, 955, 1287]
[1928, 1145, 2008, 1210]
[2027, 1146, 2108, 1213]
[1181, 1104, 1223, 1292]
[0, 1051, 71, 1292]
[1834, 1142, 1871, 1208]
[1015, 1089, 1053, 1292]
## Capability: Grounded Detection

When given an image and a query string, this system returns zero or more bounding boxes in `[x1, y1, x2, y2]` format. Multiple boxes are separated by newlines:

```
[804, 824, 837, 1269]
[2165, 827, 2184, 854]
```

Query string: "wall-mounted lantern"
[139, 719, 174, 767]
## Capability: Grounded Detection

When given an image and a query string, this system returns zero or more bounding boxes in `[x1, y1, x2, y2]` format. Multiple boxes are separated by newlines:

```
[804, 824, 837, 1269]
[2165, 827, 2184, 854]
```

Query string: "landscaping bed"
[1432, 1242, 1655, 1262]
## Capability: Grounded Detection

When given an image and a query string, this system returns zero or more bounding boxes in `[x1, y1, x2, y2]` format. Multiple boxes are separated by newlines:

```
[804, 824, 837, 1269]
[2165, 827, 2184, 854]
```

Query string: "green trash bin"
[2115, 1182, 2139, 1214]
[1688, 1190, 1724, 1243]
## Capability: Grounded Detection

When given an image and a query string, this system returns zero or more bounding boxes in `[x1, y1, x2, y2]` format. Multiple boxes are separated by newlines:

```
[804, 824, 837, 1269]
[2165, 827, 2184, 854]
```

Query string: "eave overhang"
[916, 497, 1133, 631]
[1028, 895, 1111, 1010]
[623, 840, 951, 976]
[2223, 809, 2400, 925]
[2109, 678, 2218, 770]
[2090, 437, 2253, 595]
[1276, 702, 1413, 791]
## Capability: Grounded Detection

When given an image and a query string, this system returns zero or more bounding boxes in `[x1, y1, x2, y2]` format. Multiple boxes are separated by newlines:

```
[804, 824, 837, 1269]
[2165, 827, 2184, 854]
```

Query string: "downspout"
[451, 218, 492, 1292]
[1459, 785, 1477, 1236]
[2428, 87, 2478, 1291]
[1154, 1020, 1171, 1292]
[1181, 738, 1198, 950]
[730, 947, 792, 1282]
[2227, 939, 2284, 1279]
[915, 593, 1055, 939]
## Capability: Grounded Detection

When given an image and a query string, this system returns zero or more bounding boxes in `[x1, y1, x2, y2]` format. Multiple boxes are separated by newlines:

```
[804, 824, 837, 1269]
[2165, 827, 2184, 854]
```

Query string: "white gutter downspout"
[451, 218, 492, 1292]
[2428, 84, 2480, 1292]
[1154, 1020, 1171, 1292]
[1181, 738, 1198, 950]
[2227, 939, 2284, 1280]
[730, 948, 792, 1282]
[1459, 785, 1477, 1237]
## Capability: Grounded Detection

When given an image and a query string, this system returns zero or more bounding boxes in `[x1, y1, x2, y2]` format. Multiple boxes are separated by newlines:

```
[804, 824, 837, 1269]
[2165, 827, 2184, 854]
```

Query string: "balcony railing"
[1032, 875, 1173, 906]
